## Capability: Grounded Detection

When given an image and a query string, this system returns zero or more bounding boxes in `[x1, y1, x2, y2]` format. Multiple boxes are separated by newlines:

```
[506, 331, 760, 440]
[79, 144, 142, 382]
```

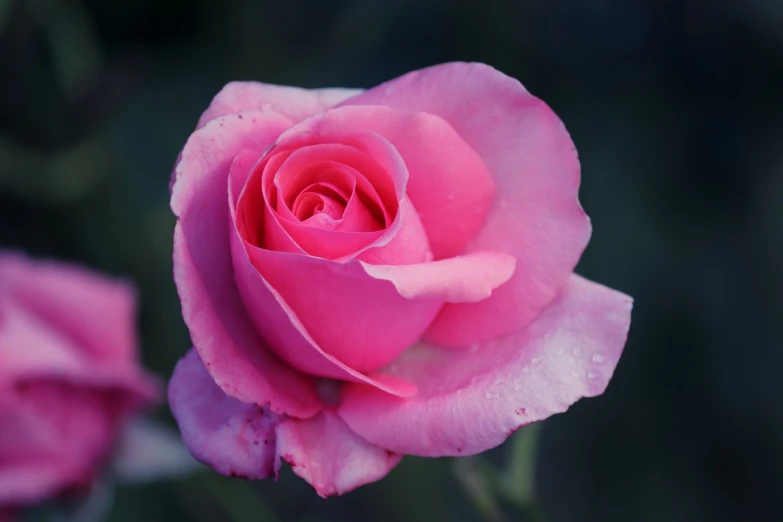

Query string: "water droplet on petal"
[587, 371, 599, 380]
[592, 353, 607, 364]
[572, 346, 581, 356]
[531, 357, 542, 365]
[513, 384, 523, 391]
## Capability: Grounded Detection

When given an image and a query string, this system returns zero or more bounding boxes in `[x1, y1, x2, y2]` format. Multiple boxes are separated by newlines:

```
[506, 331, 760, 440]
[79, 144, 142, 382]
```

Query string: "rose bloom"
[0, 252, 159, 514]
[169, 62, 633, 496]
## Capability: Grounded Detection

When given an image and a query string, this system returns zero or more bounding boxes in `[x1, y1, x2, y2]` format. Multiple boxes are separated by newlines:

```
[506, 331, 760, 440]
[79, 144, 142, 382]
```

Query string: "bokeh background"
[2, 0, 782, 521]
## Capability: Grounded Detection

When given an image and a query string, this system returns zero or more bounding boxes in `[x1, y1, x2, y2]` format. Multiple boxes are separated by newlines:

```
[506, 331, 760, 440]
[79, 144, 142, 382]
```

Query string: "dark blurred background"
[2, 0, 782, 521]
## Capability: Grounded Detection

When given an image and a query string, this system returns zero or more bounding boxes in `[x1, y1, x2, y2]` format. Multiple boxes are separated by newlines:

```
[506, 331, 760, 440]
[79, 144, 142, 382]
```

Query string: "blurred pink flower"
[168, 62, 633, 496]
[0, 252, 159, 510]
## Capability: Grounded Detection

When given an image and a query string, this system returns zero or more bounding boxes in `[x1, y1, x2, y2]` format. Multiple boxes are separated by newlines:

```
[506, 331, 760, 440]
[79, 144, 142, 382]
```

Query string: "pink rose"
[169, 62, 633, 496]
[0, 252, 159, 510]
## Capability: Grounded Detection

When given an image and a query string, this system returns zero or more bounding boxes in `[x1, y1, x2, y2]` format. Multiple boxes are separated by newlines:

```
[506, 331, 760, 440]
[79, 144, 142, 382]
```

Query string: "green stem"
[198, 472, 279, 522]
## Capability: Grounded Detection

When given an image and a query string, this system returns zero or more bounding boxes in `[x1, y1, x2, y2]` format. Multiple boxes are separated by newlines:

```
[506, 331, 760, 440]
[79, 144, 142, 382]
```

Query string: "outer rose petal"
[198, 82, 362, 128]
[171, 110, 322, 418]
[337, 275, 632, 457]
[0, 460, 72, 506]
[341, 62, 591, 347]
[275, 410, 402, 498]
[0, 305, 158, 403]
[0, 254, 159, 403]
[0, 380, 140, 504]
[0, 253, 138, 365]
[168, 351, 401, 497]
[168, 349, 280, 479]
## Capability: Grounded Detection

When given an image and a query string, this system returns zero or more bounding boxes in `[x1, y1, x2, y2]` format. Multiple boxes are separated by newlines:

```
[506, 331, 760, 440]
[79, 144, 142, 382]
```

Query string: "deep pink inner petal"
[235, 131, 410, 261]
[267, 144, 396, 227]
[273, 161, 386, 233]
[297, 194, 344, 224]
[292, 186, 346, 222]
[278, 105, 496, 260]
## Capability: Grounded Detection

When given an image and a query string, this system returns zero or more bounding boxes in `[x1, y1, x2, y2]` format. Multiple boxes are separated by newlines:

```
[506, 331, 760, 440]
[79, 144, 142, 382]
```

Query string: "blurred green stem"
[453, 457, 507, 522]
[197, 472, 279, 522]
[500, 423, 541, 508]
[454, 424, 546, 522]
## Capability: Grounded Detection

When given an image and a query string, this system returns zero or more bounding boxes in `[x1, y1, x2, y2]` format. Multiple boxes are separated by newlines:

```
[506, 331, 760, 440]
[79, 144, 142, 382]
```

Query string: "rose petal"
[228, 151, 422, 394]
[239, 238, 442, 376]
[171, 110, 323, 418]
[275, 410, 402, 498]
[0, 253, 138, 365]
[0, 460, 76, 506]
[168, 349, 403, 496]
[278, 105, 495, 260]
[341, 62, 592, 347]
[0, 253, 160, 404]
[337, 275, 632, 457]
[230, 222, 421, 395]
[237, 128, 431, 265]
[0, 380, 136, 504]
[359, 251, 516, 302]
[198, 82, 362, 128]
[168, 349, 280, 479]
[246, 133, 407, 260]
[0, 301, 159, 402]
[264, 151, 388, 256]
[355, 197, 431, 265]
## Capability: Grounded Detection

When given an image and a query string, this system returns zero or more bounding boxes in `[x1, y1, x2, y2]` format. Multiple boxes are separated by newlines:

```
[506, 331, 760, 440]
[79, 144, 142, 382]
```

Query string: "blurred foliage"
[1, 0, 782, 521]
[453, 425, 542, 522]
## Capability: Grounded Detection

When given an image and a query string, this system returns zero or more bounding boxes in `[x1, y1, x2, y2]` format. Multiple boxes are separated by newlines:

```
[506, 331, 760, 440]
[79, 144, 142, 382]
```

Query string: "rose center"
[291, 183, 347, 225]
